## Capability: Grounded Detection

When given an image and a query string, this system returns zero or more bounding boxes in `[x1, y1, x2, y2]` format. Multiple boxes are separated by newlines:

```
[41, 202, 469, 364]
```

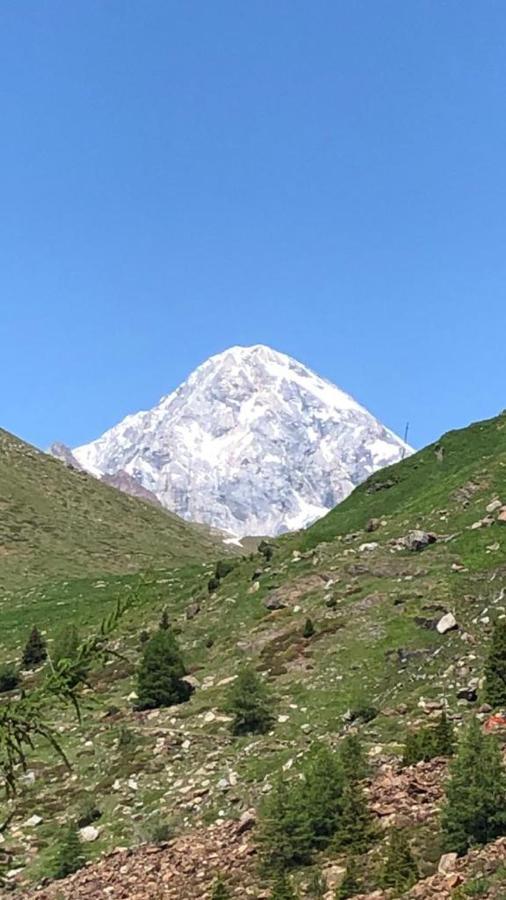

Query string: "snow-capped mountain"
[68, 345, 411, 537]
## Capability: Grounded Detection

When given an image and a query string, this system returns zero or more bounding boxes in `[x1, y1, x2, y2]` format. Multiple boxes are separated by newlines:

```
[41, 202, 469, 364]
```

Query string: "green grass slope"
[2, 411, 506, 892]
[0, 428, 225, 590]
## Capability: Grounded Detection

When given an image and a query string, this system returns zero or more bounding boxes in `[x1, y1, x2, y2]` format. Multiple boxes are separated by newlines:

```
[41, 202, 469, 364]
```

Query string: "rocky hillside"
[0, 428, 227, 590]
[2, 410, 506, 896]
[64, 345, 410, 536]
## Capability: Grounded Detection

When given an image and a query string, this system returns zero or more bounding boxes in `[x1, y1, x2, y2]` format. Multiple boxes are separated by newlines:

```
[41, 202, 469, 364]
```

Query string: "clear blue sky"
[1, 1, 505, 451]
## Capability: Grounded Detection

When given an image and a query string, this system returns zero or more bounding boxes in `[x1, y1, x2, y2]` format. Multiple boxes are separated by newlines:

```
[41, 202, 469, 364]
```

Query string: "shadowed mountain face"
[70, 345, 411, 537]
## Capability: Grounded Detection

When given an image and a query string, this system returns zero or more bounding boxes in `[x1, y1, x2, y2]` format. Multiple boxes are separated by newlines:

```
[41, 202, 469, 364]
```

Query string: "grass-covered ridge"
[0, 428, 226, 590]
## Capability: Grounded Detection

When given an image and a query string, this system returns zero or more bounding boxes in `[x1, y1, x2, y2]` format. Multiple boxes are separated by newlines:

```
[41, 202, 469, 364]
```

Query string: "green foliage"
[348, 704, 378, 724]
[22, 626, 47, 668]
[52, 824, 86, 879]
[381, 829, 418, 893]
[338, 734, 368, 782]
[144, 814, 172, 844]
[484, 618, 506, 708]
[335, 856, 361, 899]
[136, 627, 192, 711]
[159, 609, 170, 631]
[302, 745, 345, 849]
[0, 664, 20, 693]
[441, 717, 506, 854]
[0, 594, 131, 796]
[208, 576, 220, 593]
[258, 776, 314, 871]
[53, 625, 88, 686]
[210, 874, 231, 899]
[303, 618, 315, 639]
[215, 559, 235, 580]
[270, 871, 299, 899]
[402, 713, 455, 766]
[306, 869, 327, 897]
[226, 666, 275, 736]
[258, 743, 376, 873]
[258, 540, 274, 562]
[334, 780, 377, 852]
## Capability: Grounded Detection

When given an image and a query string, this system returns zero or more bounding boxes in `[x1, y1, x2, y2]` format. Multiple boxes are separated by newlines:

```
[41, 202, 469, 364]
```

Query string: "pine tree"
[270, 871, 298, 899]
[53, 824, 86, 879]
[210, 873, 231, 899]
[432, 711, 456, 757]
[484, 618, 506, 708]
[334, 780, 377, 852]
[159, 610, 170, 631]
[136, 628, 192, 711]
[302, 744, 345, 849]
[306, 869, 327, 897]
[335, 855, 361, 899]
[22, 626, 47, 669]
[381, 829, 418, 893]
[303, 618, 315, 639]
[258, 776, 313, 872]
[441, 717, 506, 854]
[338, 734, 368, 782]
[226, 666, 275, 735]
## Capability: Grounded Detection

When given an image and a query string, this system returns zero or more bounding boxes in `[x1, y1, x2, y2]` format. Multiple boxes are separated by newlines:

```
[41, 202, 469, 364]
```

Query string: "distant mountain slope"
[71, 344, 411, 536]
[0, 428, 226, 589]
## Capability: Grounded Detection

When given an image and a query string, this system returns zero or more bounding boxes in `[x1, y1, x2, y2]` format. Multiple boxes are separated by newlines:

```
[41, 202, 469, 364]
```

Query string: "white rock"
[79, 825, 100, 843]
[437, 613, 458, 634]
[24, 815, 43, 828]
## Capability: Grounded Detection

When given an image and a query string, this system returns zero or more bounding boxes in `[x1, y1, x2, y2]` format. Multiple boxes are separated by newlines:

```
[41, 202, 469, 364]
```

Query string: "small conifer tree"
[159, 610, 170, 631]
[270, 871, 298, 899]
[136, 628, 192, 710]
[306, 869, 327, 897]
[303, 618, 315, 639]
[338, 734, 368, 782]
[381, 829, 418, 893]
[210, 873, 231, 899]
[432, 711, 456, 757]
[53, 824, 86, 879]
[334, 780, 377, 852]
[335, 855, 361, 899]
[302, 744, 345, 849]
[441, 716, 506, 854]
[226, 666, 275, 735]
[258, 776, 313, 872]
[22, 626, 47, 669]
[484, 618, 506, 708]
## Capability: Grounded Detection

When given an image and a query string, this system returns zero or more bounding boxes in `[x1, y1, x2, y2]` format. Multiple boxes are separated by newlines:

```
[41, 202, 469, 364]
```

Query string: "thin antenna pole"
[401, 422, 410, 458]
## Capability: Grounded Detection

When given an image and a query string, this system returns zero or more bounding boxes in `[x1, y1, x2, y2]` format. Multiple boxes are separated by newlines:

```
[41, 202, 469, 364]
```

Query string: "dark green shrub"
[338, 734, 368, 782]
[303, 618, 315, 639]
[335, 856, 361, 898]
[381, 829, 418, 893]
[159, 610, 170, 631]
[270, 871, 299, 898]
[0, 664, 20, 693]
[334, 781, 377, 852]
[258, 776, 313, 871]
[136, 628, 192, 711]
[208, 576, 220, 594]
[226, 666, 275, 735]
[484, 618, 506, 708]
[348, 704, 378, 724]
[441, 717, 506, 854]
[77, 802, 102, 829]
[22, 626, 47, 668]
[258, 540, 274, 562]
[215, 559, 235, 580]
[52, 824, 86, 879]
[306, 869, 327, 897]
[210, 874, 231, 898]
[403, 713, 455, 766]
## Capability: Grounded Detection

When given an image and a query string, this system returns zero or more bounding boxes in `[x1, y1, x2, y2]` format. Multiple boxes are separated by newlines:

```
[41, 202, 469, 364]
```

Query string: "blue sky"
[1, 1, 505, 451]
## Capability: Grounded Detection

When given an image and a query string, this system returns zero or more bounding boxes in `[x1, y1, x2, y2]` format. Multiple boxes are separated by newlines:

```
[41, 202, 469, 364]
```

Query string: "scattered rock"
[401, 530, 437, 552]
[79, 825, 100, 843]
[438, 852, 458, 875]
[185, 602, 200, 620]
[436, 612, 458, 634]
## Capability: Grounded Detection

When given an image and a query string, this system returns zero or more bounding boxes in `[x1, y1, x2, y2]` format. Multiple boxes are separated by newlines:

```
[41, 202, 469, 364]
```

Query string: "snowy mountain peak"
[71, 345, 411, 537]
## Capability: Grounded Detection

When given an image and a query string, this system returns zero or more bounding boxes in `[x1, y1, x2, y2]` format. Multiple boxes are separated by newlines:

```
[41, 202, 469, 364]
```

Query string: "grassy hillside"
[0, 428, 225, 590]
[2, 412, 506, 896]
